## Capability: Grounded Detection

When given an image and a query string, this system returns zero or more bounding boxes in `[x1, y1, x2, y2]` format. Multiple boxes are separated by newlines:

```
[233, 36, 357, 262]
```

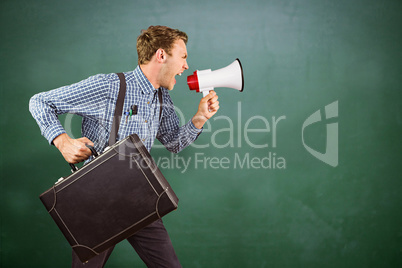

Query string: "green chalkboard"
[1, 0, 401, 267]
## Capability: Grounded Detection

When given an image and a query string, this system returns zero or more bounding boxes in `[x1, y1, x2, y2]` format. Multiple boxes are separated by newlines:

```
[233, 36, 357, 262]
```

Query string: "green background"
[1, 0, 401, 267]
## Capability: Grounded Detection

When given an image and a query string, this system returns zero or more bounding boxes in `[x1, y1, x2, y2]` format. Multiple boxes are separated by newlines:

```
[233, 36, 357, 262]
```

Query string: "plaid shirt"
[29, 66, 202, 154]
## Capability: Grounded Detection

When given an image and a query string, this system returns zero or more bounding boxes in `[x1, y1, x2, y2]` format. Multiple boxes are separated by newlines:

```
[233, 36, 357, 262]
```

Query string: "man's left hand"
[192, 90, 219, 129]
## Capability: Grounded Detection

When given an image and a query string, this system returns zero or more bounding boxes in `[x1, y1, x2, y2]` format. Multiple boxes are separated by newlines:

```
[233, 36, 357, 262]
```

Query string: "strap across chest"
[108, 72, 163, 146]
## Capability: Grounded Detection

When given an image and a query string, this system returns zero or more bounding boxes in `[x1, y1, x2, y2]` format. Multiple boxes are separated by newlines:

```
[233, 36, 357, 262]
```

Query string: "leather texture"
[39, 134, 178, 263]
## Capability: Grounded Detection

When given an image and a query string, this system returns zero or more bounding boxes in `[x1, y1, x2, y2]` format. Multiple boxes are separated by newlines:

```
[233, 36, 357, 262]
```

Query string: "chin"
[167, 83, 175, 91]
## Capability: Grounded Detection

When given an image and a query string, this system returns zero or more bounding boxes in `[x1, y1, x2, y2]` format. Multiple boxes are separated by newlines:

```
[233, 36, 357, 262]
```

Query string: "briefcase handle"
[69, 144, 99, 173]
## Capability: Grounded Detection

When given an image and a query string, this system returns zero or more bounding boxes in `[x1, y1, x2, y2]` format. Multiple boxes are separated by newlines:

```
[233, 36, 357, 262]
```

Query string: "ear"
[156, 49, 166, 63]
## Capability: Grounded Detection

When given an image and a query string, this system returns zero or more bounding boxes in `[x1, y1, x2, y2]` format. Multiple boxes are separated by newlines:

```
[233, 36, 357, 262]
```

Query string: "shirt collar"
[133, 66, 159, 95]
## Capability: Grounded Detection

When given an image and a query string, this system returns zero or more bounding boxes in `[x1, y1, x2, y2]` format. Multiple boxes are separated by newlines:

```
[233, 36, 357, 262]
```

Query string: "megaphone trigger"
[187, 59, 244, 97]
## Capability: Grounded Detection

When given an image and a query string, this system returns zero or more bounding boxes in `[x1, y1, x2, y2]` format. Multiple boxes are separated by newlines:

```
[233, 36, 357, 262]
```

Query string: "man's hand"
[53, 133, 94, 164]
[192, 90, 220, 129]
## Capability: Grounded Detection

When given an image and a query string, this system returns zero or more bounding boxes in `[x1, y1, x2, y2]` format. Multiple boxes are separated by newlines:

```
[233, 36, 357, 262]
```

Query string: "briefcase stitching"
[54, 208, 80, 246]
[130, 156, 160, 196]
[92, 211, 158, 250]
[55, 152, 118, 193]
[48, 185, 57, 212]
[155, 189, 169, 218]
[72, 244, 99, 256]
[130, 134, 178, 208]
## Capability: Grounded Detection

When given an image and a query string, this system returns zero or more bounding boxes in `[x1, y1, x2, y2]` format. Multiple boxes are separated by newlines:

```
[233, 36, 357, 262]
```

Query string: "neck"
[139, 63, 161, 89]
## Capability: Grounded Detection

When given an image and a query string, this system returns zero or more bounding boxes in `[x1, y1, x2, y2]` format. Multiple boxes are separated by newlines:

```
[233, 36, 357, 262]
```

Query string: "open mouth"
[174, 73, 182, 84]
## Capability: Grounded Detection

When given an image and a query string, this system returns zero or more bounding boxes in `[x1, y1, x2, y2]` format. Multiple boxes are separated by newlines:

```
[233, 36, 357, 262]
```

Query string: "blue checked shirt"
[29, 66, 202, 154]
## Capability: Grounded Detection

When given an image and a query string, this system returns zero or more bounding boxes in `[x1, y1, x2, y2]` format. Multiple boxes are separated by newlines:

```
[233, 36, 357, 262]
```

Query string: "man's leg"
[127, 219, 181, 268]
[71, 246, 115, 268]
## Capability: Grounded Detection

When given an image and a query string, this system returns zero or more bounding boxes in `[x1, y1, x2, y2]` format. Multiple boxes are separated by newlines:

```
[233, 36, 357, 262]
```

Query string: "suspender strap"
[108, 73, 127, 146]
[158, 88, 163, 122]
[109, 73, 163, 146]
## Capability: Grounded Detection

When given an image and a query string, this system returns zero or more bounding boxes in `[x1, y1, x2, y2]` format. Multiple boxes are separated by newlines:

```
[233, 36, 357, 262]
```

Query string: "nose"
[184, 60, 189, 70]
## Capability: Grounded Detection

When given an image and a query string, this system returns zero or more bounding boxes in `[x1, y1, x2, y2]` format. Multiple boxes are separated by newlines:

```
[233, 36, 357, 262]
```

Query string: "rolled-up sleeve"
[29, 74, 109, 145]
[156, 92, 202, 153]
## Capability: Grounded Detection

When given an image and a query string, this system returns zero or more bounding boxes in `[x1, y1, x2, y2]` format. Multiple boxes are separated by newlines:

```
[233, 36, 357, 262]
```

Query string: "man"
[29, 25, 219, 267]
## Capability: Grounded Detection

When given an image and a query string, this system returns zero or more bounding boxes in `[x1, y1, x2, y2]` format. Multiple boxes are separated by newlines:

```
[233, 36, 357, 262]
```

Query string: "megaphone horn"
[187, 58, 244, 97]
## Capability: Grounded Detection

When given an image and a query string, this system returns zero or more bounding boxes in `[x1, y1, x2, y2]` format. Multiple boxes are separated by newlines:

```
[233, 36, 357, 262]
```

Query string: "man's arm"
[157, 91, 219, 153]
[29, 74, 110, 163]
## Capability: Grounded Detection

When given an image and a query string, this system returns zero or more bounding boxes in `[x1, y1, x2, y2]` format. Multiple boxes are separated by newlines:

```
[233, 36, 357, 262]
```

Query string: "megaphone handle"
[202, 91, 210, 98]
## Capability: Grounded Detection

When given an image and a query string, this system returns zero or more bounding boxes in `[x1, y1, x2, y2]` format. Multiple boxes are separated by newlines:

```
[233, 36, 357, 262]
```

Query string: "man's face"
[159, 39, 189, 90]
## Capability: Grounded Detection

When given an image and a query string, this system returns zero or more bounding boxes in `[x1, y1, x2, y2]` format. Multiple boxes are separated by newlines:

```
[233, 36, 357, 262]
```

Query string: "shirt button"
[145, 120, 148, 123]
[147, 101, 150, 104]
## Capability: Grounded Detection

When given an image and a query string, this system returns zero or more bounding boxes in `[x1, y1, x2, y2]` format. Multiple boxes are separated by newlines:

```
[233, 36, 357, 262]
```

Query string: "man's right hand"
[53, 133, 94, 164]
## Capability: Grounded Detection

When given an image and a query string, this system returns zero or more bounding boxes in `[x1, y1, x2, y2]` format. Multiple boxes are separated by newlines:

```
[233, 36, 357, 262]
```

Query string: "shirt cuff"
[186, 119, 203, 137]
[43, 123, 66, 145]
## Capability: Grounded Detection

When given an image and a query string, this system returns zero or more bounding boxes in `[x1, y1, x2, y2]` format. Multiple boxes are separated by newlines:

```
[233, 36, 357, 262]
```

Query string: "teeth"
[178, 73, 182, 76]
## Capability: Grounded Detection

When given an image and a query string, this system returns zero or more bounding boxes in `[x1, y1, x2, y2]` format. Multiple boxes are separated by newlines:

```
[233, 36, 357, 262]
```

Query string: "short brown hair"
[137, 25, 188, 65]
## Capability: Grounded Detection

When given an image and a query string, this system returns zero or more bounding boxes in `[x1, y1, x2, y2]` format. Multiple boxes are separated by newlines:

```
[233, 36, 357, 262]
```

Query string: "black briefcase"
[39, 133, 179, 263]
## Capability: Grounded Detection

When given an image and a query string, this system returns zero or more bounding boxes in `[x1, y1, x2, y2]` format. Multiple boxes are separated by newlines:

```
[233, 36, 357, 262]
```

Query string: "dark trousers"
[72, 219, 181, 268]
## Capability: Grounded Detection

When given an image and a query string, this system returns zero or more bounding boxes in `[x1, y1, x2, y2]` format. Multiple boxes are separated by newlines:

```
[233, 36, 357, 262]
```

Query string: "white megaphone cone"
[187, 58, 244, 97]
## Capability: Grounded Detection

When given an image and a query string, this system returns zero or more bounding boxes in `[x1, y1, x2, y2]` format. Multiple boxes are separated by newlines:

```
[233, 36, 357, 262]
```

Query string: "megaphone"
[187, 58, 244, 97]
